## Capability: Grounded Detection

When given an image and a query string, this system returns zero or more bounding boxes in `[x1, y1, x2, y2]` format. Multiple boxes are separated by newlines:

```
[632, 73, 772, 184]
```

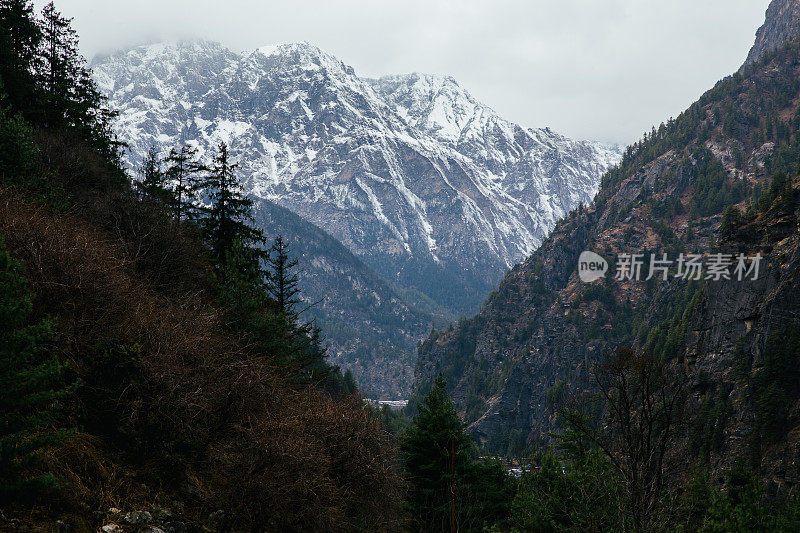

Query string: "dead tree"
[562, 348, 687, 532]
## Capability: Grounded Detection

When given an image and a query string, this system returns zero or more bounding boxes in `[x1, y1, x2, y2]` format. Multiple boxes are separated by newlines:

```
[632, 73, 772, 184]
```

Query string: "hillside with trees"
[8, 0, 800, 531]
[0, 1, 402, 530]
[414, 0, 800, 528]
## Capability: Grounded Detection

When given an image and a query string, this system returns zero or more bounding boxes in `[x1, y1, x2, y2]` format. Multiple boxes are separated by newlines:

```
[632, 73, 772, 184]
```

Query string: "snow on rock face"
[93, 40, 621, 314]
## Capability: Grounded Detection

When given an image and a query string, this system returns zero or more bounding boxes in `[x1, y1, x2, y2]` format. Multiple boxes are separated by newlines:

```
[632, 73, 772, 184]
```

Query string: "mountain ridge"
[92, 40, 620, 396]
[92, 39, 620, 315]
[252, 198, 438, 398]
[413, 0, 800, 488]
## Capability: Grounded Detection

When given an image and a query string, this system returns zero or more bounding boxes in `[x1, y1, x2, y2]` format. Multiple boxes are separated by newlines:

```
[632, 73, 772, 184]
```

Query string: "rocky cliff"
[746, 0, 800, 65]
[415, 12, 800, 488]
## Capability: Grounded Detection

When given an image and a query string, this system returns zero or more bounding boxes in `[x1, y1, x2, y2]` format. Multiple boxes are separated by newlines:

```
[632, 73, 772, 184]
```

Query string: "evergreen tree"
[402, 372, 467, 532]
[0, 69, 67, 207]
[282, 321, 330, 385]
[214, 237, 330, 386]
[262, 236, 331, 384]
[265, 235, 301, 320]
[719, 205, 744, 242]
[40, 2, 71, 127]
[201, 142, 263, 262]
[401, 373, 509, 532]
[137, 144, 173, 204]
[342, 369, 358, 394]
[0, 98, 38, 181]
[511, 451, 627, 531]
[197, 147, 329, 383]
[0, 239, 70, 502]
[39, 3, 80, 127]
[0, 0, 41, 118]
[164, 143, 204, 221]
[37, 2, 116, 153]
[216, 238, 271, 328]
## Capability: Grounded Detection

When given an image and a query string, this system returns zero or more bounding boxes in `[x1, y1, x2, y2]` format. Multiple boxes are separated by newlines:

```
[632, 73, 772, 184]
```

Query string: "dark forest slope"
[0, 1, 402, 530]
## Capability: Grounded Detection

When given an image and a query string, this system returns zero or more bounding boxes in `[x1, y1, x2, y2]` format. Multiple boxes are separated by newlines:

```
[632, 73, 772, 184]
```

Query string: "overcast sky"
[38, 0, 771, 145]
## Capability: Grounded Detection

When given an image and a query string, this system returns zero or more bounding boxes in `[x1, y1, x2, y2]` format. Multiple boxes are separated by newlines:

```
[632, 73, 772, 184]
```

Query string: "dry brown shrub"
[34, 128, 212, 298]
[0, 188, 404, 530]
[205, 382, 404, 531]
[34, 129, 117, 194]
[44, 433, 159, 512]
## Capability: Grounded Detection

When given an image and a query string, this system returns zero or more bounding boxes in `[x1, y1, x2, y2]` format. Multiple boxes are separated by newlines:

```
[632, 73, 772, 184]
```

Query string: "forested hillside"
[0, 1, 402, 530]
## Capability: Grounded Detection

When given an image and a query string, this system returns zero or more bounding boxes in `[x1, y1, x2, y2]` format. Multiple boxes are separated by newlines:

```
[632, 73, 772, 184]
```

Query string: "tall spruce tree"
[0, 239, 70, 502]
[401, 373, 475, 532]
[164, 143, 204, 221]
[0, 0, 41, 119]
[137, 144, 173, 204]
[263, 236, 332, 383]
[39, 3, 79, 127]
[265, 235, 301, 320]
[201, 142, 264, 263]
[37, 2, 116, 153]
[402, 373, 512, 532]
[0, 96, 38, 182]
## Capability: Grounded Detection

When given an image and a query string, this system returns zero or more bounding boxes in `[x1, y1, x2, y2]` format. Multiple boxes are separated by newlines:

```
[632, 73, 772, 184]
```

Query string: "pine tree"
[215, 238, 270, 327]
[0, 0, 41, 118]
[201, 142, 264, 262]
[164, 143, 204, 221]
[137, 144, 173, 204]
[719, 205, 744, 242]
[73, 67, 117, 155]
[39, 2, 79, 128]
[0, 98, 38, 181]
[263, 237, 332, 383]
[402, 373, 512, 531]
[342, 369, 358, 394]
[401, 373, 476, 532]
[0, 239, 70, 502]
[265, 235, 301, 320]
[37, 2, 115, 150]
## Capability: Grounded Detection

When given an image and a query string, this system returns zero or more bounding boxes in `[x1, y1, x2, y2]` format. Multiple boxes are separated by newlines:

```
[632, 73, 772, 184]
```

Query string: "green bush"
[511, 451, 627, 532]
[0, 239, 71, 503]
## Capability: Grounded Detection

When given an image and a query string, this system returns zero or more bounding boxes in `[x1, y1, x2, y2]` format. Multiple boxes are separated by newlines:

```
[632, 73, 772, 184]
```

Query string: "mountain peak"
[368, 72, 485, 142]
[745, 0, 800, 66]
[252, 41, 330, 61]
[93, 40, 620, 314]
[245, 41, 358, 80]
[119, 39, 229, 58]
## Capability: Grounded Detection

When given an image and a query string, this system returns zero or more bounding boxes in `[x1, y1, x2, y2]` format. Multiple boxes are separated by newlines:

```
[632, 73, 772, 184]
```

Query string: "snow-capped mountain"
[92, 40, 621, 316]
[369, 72, 618, 225]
